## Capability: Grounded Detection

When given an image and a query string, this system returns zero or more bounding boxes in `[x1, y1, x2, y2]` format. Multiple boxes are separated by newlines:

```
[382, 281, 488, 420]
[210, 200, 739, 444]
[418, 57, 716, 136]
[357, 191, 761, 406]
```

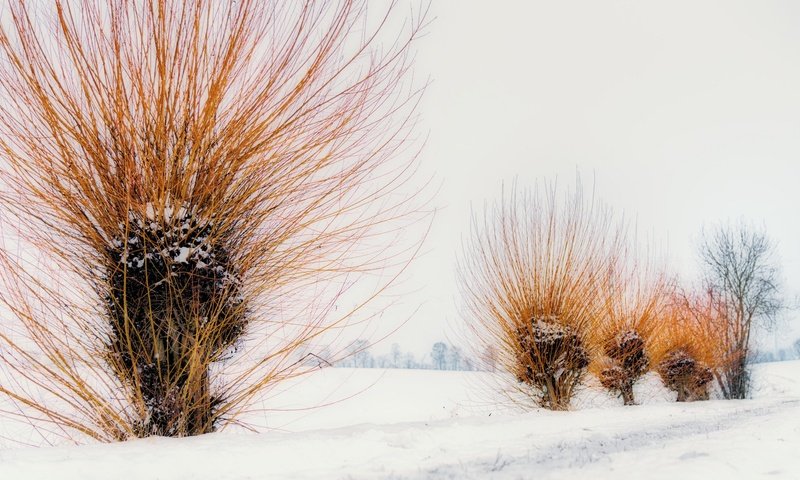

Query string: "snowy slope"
[1, 362, 799, 479]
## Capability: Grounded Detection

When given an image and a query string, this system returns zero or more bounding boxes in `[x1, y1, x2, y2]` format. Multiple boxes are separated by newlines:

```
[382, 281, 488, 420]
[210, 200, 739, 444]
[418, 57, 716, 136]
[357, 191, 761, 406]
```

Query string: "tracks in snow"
[394, 398, 800, 480]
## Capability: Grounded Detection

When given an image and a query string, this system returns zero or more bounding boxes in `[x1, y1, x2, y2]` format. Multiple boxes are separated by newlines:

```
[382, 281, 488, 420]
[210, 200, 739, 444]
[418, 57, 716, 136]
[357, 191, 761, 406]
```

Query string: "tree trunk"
[726, 358, 749, 399]
[675, 385, 688, 402]
[620, 383, 635, 405]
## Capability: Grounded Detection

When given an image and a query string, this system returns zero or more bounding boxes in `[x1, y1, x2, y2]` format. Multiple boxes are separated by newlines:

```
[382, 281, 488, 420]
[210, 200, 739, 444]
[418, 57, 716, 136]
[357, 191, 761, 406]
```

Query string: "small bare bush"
[459, 182, 624, 410]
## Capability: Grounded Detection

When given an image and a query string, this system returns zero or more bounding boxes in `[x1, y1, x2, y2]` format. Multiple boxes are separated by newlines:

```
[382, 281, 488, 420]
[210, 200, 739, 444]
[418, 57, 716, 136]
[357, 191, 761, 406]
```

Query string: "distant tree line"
[295, 335, 800, 371]
[320, 341, 497, 371]
[750, 339, 800, 364]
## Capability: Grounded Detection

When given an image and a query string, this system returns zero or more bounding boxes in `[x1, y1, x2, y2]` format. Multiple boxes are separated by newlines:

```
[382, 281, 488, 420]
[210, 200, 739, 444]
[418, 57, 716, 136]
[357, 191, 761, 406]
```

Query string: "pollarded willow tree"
[458, 182, 625, 410]
[0, 0, 428, 441]
[592, 266, 667, 405]
[652, 293, 721, 402]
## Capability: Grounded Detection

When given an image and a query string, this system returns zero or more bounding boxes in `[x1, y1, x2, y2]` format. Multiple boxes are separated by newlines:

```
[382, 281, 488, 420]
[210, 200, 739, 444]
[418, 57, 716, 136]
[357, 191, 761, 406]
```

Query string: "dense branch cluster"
[0, 0, 428, 442]
[459, 183, 622, 410]
[105, 203, 244, 436]
[657, 349, 713, 402]
[515, 317, 590, 410]
[598, 330, 649, 405]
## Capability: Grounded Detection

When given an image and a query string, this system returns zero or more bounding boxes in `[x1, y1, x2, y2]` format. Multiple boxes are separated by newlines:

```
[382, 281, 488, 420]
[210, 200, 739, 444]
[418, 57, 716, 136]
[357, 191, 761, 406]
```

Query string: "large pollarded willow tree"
[458, 182, 625, 410]
[0, 0, 427, 441]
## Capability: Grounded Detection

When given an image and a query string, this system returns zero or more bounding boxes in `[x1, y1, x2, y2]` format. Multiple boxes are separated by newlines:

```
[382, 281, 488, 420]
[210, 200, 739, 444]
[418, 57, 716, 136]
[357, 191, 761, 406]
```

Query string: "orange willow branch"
[0, 0, 430, 441]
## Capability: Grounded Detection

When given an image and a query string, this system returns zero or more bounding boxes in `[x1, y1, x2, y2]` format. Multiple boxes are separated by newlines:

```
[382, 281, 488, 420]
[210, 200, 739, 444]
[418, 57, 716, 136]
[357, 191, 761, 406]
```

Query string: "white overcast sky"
[379, 0, 800, 356]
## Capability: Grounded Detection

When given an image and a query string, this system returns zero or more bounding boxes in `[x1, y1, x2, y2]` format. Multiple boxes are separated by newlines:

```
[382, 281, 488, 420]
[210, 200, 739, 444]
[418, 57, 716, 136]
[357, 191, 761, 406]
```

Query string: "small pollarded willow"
[458, 182, 625, 410]
[652, 294, 721, 402]
[591, 266, 667, 405]
[0, 0, 428, 441]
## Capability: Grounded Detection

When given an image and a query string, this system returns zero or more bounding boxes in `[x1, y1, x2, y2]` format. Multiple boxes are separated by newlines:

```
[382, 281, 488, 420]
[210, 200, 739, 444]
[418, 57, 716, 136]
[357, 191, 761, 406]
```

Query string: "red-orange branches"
[458, 182, 625, 410]
[652, 293, 722, 402]
[0, 0, 428, 442]
[591, 267, 667, 405]
[672, 289, 735, 397]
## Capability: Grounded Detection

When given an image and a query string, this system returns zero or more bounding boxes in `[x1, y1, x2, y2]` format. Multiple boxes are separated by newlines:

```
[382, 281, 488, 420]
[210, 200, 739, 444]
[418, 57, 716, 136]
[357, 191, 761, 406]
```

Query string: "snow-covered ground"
[1, 361, 799, 479]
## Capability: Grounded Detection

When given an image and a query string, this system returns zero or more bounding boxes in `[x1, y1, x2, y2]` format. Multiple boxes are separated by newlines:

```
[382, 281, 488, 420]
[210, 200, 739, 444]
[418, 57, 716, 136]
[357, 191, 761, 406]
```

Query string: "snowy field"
[1, 361, 799, 479]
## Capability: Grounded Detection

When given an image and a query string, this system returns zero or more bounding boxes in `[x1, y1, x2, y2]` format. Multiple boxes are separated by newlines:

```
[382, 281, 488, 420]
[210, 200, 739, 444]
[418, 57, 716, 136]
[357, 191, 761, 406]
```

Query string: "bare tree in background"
[448, 346, 463, 371]
[698, 223, 782, 399]
[431, 342, 448, 370]
[390, 343, 403, 368]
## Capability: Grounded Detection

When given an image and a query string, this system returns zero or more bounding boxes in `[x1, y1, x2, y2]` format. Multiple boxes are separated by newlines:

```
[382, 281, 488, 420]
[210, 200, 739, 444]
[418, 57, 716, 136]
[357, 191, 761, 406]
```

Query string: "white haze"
[378, 0, 800, 357]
